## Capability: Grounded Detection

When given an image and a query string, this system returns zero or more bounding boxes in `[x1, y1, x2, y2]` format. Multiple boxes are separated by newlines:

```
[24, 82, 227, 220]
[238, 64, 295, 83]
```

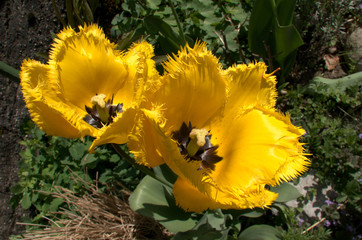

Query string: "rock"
[347, 27, 362, 72]
[286, 172, 336, 222]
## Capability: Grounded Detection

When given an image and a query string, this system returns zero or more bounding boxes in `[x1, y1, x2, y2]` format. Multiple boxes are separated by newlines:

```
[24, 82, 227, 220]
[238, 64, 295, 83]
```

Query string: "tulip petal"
[225, 62, 277, 113]
[156, 42, 226, 132]
[127, 108, 166, 167]
[20, 59, 94, 138]
[49, 24, 131, 109]
[173, 176, 278, 213]
[211, 108, 309, 191]
[89, 108, 138, 151]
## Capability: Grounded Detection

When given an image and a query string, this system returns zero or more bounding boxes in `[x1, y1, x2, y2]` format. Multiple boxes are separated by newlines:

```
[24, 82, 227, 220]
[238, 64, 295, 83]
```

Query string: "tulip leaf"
[312, 72, 362, 91]
[238, 224, 281, 240]
[0, 60, 19, 82]
[240, 208, 265, 218]
[173, 210, 228, 240]
[248, 0, 303, 77]
[270, 182, 301, 203]
[129, 175, 197, 233]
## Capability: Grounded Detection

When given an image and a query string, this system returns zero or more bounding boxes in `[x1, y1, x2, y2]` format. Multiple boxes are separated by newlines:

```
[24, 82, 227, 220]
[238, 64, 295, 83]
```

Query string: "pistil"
[186, 128, 209, 157]
[91, 94, 110, 124]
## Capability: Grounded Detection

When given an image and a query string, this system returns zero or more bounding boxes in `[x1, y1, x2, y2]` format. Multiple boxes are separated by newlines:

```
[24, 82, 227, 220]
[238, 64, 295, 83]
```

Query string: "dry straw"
[18, 177, 169, 240]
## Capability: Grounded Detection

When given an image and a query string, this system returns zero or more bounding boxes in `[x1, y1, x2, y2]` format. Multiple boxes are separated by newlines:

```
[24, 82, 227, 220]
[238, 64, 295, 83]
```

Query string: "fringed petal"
[156, 42, 227, 132]
[20, 59, 95, 138]
[173, 177, 278, 213]
[89, 108, 138, 151]
[127, 107, 166, 167]
[210, 107, 309, 191]
[224, 62, 277, 113]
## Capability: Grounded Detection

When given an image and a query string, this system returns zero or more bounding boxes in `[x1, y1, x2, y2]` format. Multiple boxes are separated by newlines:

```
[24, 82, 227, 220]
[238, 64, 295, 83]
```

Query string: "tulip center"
[83, 93, 123, 128]
[172, 122, 223, 171]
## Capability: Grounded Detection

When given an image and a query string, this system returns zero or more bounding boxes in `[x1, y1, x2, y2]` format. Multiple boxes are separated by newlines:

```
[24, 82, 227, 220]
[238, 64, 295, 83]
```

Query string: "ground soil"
[0, 0, 64, 238]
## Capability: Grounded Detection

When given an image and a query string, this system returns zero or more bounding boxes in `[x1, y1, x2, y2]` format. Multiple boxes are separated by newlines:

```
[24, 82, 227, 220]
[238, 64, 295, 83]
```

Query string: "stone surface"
[347, 27, 362, 72]
[0, 0, 63, 238]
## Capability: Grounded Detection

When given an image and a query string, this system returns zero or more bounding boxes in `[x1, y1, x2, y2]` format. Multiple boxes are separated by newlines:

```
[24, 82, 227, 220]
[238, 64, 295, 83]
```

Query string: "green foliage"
[281, 81, 361, 192]
[248, 0, 303, 79]
[279, 79, 361, 238]
[111, 0, 254, 66]
[11, 119, 142, 225]
[277, 207, 331, 240]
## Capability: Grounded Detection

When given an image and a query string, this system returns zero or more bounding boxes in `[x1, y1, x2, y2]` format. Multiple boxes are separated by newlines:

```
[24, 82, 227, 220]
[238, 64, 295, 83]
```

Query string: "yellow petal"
[127, 107, 166, 167]
[48, 24, 131, 109]
[156, 42, 226, 132]
[210, 108, 309, 191]
[20, 59, 94, 138]
[173, 176, 278, 213]
[89, 108, 138, 151]
[224, 62, 277, 113]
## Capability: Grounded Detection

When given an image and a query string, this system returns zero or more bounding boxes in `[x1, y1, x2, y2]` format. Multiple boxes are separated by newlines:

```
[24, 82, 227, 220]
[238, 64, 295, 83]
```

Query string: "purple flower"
[325, 199, 334, 206]
[324, 220, 331, 227]
[298, 218, 304, 227]
[359, 133, 362, 139]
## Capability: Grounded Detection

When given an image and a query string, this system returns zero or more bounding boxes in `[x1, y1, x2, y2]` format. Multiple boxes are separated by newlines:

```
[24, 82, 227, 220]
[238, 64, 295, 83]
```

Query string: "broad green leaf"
[248, 0, 273, 57]
[239, 224, 281, 240]
[69, 142, 87, 161]
[240, 208, 264, 218]
[173, 211, 227, 240]
[312, 72, 362, 91]
[21, 192, 32, 209]
[273, 24, 303, 65]
[275, 0, 296, 25]
[270, 182, 301, 202]
[129, 175, 197, 233]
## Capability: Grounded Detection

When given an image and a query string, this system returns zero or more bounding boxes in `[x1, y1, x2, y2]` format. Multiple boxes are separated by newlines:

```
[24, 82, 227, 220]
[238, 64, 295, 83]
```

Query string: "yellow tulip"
[128, 42, 309, 212]
[20, 24, 158, 147]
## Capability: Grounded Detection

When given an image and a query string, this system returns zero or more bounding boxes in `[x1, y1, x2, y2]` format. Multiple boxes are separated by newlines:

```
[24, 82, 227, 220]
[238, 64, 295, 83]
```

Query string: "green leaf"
[240, 208, 265, 218]
[69, 142, 87, 161]
[49, 198, 64, 212]
[11, 184, 24, 194]
[312, 72, 362, 92]
[144, 15, 182, 52]
[173, 210, 229, 240]
[270, 182, 301, 202]
[239, 224, 281, 240]
[0, 60, 19, 82]
[129, 175, 197, 233]
[21, 192, 32, 209]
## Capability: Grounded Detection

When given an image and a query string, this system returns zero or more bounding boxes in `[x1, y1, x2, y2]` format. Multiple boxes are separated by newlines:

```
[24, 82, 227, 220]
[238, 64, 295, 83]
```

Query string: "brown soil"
[0, 0, 64, 238]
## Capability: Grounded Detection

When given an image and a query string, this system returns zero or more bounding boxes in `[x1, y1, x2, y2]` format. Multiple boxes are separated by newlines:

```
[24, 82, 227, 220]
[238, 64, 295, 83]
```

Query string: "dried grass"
[18, 179, 170, 240]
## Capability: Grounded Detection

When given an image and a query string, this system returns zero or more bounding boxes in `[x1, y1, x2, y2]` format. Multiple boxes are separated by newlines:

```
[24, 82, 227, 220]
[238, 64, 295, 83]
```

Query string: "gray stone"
[347, 27, 362, 72]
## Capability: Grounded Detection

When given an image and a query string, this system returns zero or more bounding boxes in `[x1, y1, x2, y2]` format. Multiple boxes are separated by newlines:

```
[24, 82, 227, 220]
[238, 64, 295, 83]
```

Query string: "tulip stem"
[167, 0, 186, 46]
[112, 144, 173, 189]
